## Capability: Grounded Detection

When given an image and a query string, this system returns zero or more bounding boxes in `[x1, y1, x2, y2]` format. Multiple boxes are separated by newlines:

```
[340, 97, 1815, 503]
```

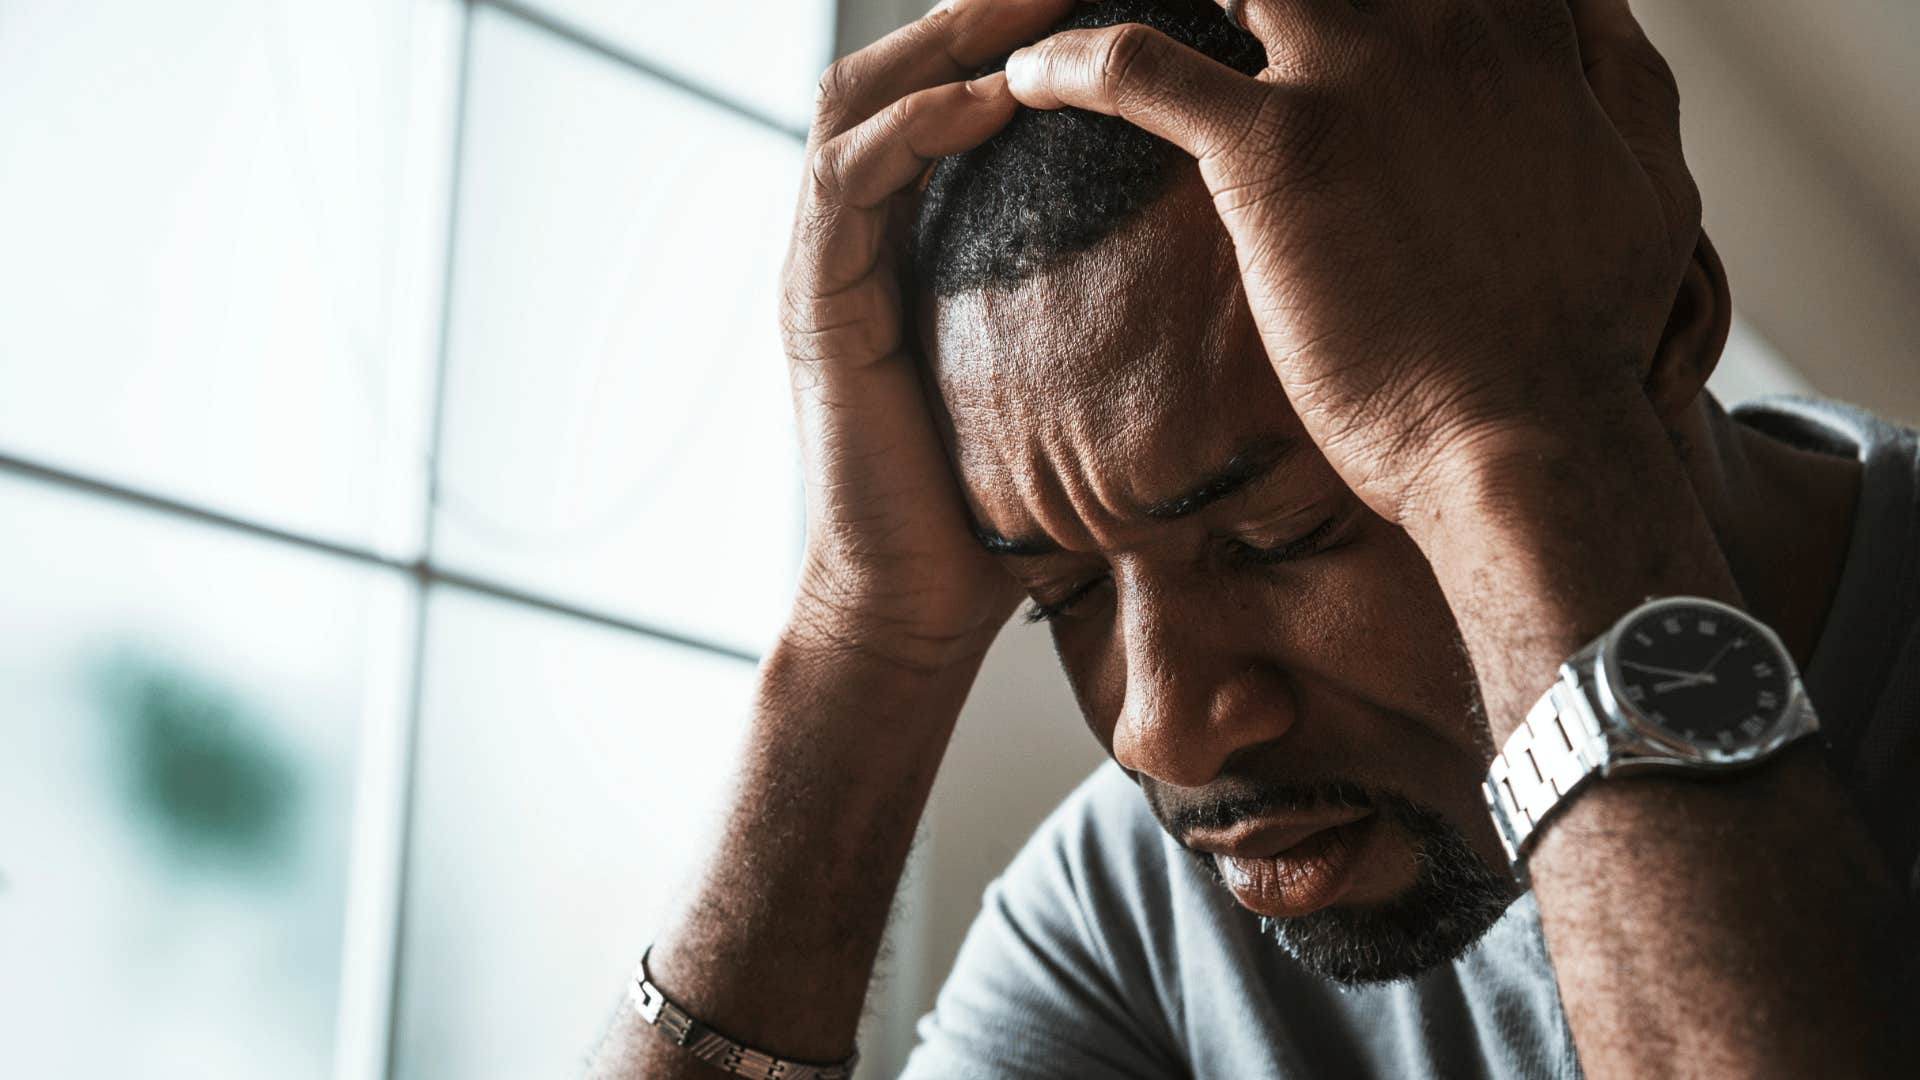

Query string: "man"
[591, 0, 1917, 1076]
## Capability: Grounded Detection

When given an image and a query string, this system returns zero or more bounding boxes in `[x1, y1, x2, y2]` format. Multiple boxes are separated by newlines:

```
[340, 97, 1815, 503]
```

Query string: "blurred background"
[0, 1, 1911, 1077]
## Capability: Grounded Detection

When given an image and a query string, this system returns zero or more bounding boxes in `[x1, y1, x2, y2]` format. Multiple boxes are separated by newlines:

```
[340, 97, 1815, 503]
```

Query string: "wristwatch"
[1483, 596, 1821, 880]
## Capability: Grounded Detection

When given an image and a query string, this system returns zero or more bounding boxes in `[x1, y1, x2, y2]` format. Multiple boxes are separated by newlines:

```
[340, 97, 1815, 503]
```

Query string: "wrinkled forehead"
[921, 180, 1302, 536]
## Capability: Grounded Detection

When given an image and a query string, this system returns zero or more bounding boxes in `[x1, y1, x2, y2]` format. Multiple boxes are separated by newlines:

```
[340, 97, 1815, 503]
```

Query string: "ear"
[1644, 230, 1733, 422]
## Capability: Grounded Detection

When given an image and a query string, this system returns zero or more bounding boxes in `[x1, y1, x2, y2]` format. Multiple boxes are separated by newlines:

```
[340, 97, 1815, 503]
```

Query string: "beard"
[1165, 782, 1518, 986]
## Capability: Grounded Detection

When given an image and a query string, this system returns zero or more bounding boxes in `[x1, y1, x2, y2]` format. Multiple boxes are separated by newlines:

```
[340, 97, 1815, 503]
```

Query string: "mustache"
[1151, 780, 1380, 848]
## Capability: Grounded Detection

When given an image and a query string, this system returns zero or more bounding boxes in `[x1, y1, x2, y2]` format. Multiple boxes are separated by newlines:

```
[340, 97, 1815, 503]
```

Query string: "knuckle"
[880, 93, 923, 141]
[784, 208, 842, 294]
[1098, 23, 1158, 96]
[1587, 34, 1682, 115]
[1624, 41, 1682, 103]
[808, 135, 853, 198]
[1615, 73, 1680, 134]
[909, 8, 967, 71]
[812, 57, 861, 130]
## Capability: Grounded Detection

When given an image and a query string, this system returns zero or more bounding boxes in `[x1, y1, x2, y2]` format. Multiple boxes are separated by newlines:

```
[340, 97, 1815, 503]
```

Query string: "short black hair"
[911, 0, 1265, 297]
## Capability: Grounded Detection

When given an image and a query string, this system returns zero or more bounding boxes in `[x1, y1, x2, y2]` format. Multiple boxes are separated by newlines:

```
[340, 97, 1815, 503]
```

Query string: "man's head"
[912, 0, 1730, 985]
[913, 0, 1265, 295]
[919, 156, 1519, 983]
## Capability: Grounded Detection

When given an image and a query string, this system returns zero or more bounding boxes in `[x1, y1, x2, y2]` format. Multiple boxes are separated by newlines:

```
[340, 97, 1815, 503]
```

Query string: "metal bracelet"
[630, 948, 860, 1080]
[1483, 667, 1608, 884]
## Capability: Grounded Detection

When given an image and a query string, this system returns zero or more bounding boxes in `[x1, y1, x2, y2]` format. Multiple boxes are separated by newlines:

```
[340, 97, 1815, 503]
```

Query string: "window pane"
[516, 0, 833, 130]
[0, 0, 459, 557]
[392, 587, 758, 1079]
[0, 472, 412, 1079]
[433, 9, 805, 655]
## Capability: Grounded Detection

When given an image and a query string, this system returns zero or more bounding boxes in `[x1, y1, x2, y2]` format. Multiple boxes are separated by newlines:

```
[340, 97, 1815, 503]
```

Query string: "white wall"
[1636, 0, 1920, 427]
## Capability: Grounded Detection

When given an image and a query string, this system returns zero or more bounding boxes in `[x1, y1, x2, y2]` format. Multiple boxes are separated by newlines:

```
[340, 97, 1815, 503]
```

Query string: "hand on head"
[781, 0, 1713, 664]
[999, 0, 1709, 524]
[779, 1, 1083, 669]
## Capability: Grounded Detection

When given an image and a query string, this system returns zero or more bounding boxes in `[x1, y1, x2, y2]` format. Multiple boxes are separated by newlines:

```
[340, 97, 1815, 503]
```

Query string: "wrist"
[1401, 384, 1660, 546]
[1404, 403, 1740, 740]
[787, 566, 1009, 678]
[766, 589, 1000, 750]
[1407, 395, 1729, 593]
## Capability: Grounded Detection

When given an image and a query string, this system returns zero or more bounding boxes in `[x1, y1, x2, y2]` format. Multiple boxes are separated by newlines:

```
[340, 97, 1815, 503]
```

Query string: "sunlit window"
[0, 1, 818, 1076]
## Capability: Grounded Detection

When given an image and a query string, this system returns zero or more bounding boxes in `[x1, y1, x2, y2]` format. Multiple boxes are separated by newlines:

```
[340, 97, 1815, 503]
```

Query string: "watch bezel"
[1591, 596, 1817, 774]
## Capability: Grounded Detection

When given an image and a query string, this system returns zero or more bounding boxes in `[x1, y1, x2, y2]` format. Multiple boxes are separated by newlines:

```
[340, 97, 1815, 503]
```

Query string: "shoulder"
[991, 763, 1186, 994]
[903, 764, 1193, 1079]
[1012, 762, 1172, 891]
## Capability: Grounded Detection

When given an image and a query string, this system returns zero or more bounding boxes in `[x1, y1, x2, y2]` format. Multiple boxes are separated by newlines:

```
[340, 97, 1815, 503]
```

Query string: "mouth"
[1193, 810, 1379, 918]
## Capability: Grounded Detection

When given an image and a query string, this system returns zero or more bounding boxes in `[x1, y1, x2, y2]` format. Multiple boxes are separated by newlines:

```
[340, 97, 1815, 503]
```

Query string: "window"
[431, 5, 806, 654]
[0, 0, 824, 1075]
[0, 472, 412, 1080]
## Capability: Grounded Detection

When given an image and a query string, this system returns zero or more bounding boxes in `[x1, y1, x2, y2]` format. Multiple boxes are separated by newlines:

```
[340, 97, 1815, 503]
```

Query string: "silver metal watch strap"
[1482, 670, 1609, 879]
[629, 949, 859, 1080]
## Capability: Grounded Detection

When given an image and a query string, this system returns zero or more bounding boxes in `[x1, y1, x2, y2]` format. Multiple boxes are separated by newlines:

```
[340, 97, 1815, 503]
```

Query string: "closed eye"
[1225, 516, 1337, 566]
[1024, 517, 1339, 624]
[1023, 575, 1110, 625]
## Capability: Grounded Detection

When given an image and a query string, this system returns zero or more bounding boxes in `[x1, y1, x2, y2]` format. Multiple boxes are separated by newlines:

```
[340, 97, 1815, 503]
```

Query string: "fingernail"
[967, 69, 1008, 97]
[1006, 46, 1032, 80]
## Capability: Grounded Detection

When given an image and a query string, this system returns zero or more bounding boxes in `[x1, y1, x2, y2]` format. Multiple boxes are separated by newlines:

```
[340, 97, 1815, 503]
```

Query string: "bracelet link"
[630, 946, 860, 1080]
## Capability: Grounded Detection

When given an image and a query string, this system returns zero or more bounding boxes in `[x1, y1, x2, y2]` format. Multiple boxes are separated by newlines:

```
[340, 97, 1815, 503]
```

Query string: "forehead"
[924, 177, 1304, 545]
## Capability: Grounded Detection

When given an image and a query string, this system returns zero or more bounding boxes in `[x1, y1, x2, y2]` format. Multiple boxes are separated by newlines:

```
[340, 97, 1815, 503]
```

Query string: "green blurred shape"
[92, 649, 303, 874]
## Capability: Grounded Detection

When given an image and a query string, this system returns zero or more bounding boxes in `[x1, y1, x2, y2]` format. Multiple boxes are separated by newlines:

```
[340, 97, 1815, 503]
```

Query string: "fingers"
[1568, 0, 1700, 255]
[1214, 0, 1359, 73]
[789, 73, 1018, 351]
[1004, 23, 1276, 161]
[814, 72, 1020, 212]
[812, 0, 1078, 143]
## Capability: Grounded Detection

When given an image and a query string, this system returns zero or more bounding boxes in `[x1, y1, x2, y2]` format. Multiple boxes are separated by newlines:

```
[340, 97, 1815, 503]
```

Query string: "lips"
[1198, 812, 1377, 918]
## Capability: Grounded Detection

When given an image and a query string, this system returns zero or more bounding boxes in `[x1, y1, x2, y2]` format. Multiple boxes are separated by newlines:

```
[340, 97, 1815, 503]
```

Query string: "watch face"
[1607, 601, 1795, 750]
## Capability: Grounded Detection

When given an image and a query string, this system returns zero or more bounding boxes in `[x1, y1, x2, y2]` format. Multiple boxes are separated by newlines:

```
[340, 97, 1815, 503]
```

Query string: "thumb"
[1569, 0, 1701, 257]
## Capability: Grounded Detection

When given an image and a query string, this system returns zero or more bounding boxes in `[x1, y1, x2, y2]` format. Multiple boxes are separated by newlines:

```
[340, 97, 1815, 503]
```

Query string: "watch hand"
[1652, 675, 1716, 694]
[1621, 660, 1702, 680]
[1697, 641, 1738, 675]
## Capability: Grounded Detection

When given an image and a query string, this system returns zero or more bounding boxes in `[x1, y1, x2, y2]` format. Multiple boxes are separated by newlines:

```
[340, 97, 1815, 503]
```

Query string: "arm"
[1407, 395, 1911, 1077]
[585, 2, 1082, 1074]
[1000, 0, 1910, 1073]
[588, 628, 990, 1078]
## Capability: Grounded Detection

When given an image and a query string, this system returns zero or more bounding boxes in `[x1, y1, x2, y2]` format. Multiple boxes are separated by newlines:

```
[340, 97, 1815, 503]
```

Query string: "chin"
[1201, 798, 1521, 986]
[1258, 881, 1519, 987]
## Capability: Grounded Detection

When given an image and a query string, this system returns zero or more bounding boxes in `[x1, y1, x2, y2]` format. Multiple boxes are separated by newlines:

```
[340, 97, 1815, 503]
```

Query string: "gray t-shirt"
[903, 397, 1920, 1079]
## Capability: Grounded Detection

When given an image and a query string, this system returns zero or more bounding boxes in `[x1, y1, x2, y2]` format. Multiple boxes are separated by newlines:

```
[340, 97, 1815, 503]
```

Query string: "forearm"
[586, 609, 994, 1079]
[1411, 396, 1911, 1076]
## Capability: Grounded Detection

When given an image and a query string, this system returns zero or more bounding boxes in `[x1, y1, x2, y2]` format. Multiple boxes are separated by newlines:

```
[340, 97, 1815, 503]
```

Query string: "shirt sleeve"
[900, 769, 1187, 1080]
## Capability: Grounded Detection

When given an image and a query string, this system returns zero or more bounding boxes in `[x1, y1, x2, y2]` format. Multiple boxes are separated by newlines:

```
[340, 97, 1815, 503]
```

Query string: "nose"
[1109, 578, 1297, 789]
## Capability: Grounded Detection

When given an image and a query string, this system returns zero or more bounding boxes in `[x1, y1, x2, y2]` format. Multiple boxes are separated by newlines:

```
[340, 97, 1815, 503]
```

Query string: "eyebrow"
[971, 436, 1299, 557]
[1143, 438, 1294, 520]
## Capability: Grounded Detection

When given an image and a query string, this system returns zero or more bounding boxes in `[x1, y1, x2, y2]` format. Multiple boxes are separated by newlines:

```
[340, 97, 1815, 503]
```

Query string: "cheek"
[1051, 618, 1124, 755]
[1309, 527, 1475, 726]
[1047, 525, 1478, 758]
